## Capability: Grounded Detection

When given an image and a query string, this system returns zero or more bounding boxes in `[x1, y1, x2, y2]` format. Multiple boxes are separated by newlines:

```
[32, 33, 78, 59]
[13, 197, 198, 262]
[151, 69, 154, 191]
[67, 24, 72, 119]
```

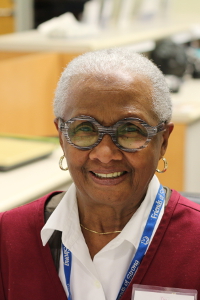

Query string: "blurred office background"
[1, 0, 200, 33]
[0, 0, 200, 211]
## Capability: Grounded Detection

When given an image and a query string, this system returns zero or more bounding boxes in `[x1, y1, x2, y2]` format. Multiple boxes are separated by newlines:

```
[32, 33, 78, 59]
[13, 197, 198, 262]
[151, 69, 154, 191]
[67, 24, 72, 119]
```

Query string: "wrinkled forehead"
[63, 71, 157, 122]
[67, 71, 153, 97]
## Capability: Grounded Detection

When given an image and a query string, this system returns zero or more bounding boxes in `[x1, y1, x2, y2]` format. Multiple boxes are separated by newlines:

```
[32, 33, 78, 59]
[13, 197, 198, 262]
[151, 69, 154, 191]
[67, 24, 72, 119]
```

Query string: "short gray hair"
[54, 48, 172, 122]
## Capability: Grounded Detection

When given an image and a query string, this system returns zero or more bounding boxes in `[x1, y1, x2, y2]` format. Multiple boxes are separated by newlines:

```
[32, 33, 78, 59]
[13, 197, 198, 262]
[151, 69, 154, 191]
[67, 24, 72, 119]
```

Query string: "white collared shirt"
[41, 175, 164, 300]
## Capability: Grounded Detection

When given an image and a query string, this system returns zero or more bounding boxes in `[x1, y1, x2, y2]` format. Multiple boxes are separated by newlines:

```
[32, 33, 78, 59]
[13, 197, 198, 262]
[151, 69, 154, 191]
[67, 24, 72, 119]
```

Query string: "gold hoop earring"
[59, 155, 68, 171]
[156, 157, 168, 173]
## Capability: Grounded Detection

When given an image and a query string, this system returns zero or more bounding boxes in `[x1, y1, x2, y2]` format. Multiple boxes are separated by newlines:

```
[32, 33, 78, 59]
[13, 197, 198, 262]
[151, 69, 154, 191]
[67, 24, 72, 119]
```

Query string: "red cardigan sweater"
[1, 190, 200, 300]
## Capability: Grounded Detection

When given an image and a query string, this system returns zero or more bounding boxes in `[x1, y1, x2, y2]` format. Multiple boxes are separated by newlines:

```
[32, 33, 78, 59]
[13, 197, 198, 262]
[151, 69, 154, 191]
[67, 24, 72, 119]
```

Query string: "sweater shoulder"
[0, 192, 62, 231]
[169, 189, 200, 226]
[172, 189, 200, 211]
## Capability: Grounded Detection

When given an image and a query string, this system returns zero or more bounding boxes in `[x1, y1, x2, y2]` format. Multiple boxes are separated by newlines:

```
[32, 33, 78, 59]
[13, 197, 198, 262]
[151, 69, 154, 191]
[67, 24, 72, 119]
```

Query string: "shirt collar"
[41, 175, 161, 250]
[41, 183, 81, 247]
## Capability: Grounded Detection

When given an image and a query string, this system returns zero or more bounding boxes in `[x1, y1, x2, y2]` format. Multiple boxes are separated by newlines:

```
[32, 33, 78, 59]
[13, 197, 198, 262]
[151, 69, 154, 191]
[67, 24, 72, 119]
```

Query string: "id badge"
[132, 284, 197, 300]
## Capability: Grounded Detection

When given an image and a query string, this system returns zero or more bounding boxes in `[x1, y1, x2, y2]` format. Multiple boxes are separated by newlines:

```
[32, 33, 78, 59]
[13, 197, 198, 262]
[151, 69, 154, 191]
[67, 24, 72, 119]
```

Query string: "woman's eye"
[76, 125, 93, 132]
[118, 123, 147, 137]
[125, 126, 138, 132]
[74, 122, 96, 134]
[119, 124, 139, 134]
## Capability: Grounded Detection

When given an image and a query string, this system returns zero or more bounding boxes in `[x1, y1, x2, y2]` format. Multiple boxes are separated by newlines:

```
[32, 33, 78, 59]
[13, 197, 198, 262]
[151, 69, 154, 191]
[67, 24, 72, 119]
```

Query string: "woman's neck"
[78, 199, 139, 234]
[78, 199, 143, 259]
[76, 191, 145, 258]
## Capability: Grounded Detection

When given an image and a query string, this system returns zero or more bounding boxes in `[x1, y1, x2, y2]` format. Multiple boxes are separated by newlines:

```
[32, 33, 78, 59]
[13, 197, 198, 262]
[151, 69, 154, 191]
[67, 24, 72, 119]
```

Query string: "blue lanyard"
[62, 184, 165, 300]
[62, 245, 72, 300]
[116, 184, 165, 299]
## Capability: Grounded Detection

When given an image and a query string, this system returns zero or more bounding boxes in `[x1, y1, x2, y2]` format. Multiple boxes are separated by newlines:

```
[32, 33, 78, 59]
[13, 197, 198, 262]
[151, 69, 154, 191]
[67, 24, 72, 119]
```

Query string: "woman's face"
[56, 72, 173, 212]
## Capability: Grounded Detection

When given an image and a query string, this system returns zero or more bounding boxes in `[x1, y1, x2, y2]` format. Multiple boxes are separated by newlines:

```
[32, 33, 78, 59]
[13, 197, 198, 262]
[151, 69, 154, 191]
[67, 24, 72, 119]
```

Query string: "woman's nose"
[89, 134, 123, 163]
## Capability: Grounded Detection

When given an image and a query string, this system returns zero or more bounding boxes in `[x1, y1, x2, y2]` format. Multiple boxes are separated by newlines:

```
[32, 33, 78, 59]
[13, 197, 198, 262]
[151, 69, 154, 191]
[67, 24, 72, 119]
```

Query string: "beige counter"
[0, 148, 72, 212]
[172, 79, 200, 124]
[0, 21, 198, 53]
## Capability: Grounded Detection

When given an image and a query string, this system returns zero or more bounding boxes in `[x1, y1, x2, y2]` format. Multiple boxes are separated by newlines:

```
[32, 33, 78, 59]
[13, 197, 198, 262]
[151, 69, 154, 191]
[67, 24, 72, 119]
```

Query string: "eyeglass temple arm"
[156, 122, 166, 133]
[57, 118, 65, 130]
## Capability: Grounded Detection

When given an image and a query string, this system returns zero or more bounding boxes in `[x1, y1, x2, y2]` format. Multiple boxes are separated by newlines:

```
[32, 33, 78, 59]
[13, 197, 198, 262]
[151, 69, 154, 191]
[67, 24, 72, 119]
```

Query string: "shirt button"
[94, 280, 101, 288]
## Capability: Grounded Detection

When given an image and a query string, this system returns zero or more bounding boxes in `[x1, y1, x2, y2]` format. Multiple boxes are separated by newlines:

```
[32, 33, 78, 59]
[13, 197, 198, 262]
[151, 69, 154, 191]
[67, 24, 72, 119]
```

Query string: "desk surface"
[0, 21, 198, 53]
[171, 78, 200, 124]
[0, 147, 72, 212]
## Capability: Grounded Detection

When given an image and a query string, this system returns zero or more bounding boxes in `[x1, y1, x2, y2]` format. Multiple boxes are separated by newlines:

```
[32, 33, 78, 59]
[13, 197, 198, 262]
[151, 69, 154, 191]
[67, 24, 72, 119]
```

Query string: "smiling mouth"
[92, 171, 126, 179]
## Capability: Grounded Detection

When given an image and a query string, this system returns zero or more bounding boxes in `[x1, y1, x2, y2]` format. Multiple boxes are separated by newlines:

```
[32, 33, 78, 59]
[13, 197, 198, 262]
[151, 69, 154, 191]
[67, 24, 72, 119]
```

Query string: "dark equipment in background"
[151, 38, 200, 93]
[186, 47, 200, 79]
[151, 39, 187, 78]
[34, 0, 89, 28]
[151, 39, 187, 93]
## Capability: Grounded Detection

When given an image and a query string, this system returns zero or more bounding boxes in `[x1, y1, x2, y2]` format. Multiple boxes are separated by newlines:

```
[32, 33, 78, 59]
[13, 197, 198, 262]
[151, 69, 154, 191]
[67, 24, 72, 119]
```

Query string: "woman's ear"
[54, 118, 65, 151]
[160, 122, 174, 158]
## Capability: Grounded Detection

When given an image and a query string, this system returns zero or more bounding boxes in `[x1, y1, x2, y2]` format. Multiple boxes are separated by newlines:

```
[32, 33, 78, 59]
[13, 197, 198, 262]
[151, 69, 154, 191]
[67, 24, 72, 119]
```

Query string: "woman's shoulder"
[168, 189, 200, 228]
[171, 189, 200, 210]
[0, 191, 64, 229]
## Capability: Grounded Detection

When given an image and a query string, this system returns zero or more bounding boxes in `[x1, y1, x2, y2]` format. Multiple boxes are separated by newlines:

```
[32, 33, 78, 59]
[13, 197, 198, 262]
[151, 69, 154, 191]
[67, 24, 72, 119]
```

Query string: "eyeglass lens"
[68, 119, 148, 149]
[68, 120, 98, 147]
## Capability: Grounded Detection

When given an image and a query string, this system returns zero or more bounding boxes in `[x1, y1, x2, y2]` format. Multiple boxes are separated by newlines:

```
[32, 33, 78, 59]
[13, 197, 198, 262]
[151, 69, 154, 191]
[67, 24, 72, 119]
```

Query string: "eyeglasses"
[57, 115, 165, 153]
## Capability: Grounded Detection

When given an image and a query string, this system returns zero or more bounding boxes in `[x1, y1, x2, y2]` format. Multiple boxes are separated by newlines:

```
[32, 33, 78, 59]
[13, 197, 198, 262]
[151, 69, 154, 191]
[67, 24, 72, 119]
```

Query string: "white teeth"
[94, 172, 124, 178]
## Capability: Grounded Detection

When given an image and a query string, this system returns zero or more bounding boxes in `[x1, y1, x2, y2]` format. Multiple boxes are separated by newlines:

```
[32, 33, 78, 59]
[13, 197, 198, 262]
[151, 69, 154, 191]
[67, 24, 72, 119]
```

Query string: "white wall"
[171, 0, 200, 22]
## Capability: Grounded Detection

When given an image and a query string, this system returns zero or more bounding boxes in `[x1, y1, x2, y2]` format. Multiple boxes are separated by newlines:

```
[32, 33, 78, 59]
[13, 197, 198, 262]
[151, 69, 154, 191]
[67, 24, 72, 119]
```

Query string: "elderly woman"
[1, 48, 200, 300]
